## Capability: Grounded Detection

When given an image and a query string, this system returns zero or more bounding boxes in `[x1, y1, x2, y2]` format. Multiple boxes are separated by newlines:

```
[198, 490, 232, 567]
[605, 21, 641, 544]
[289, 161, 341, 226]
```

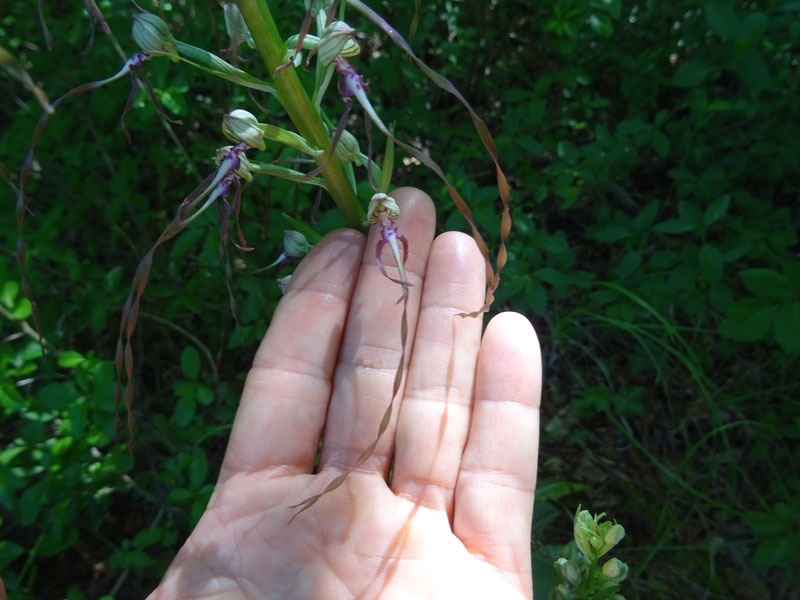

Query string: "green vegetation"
[1, 1, 798, 598]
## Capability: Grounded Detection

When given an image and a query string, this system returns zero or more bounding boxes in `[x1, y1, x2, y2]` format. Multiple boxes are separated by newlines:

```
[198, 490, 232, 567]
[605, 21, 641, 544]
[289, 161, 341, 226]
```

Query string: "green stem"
[235, 0, 364, 228]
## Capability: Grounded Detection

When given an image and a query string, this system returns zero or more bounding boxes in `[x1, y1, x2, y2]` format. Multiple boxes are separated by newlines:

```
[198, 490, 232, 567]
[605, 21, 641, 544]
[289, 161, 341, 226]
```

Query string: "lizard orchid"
[366, 193, 409, 298]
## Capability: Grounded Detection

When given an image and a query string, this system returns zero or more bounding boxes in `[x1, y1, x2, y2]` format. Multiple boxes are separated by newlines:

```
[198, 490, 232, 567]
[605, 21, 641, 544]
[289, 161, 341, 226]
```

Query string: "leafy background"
[1, 1, 798, 598]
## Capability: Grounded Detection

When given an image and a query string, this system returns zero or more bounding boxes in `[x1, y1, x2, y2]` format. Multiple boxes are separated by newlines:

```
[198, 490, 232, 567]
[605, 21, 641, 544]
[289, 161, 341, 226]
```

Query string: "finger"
[319, 187, 436, 475]
[391, 231, 486, 515]
[218, 228, 365, 481]
[453, 312, 542, 591]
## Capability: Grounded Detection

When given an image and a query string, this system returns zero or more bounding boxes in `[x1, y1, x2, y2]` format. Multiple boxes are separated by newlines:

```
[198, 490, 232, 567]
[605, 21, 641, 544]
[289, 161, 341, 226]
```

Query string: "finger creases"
[391, 231, 487, 514]
[219, 228, 365, 480]
[319, 187, 436, 476]
[454, 312, 542, 584]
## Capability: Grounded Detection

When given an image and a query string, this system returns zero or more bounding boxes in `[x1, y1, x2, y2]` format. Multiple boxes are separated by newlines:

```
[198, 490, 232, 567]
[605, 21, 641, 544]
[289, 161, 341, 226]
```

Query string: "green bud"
[132, 13, 178, 60]
[601, 558, 629, 583]
[550, 583, 576, 600]
[334, 129, 361, 164]
[223, 2, 255, 49]
[283, 231, 312, 258]
[317, 21, 358, 66]
[222, 110, 266, 151]
[603, 523, 626, 550]
[554, 558, 581, 587]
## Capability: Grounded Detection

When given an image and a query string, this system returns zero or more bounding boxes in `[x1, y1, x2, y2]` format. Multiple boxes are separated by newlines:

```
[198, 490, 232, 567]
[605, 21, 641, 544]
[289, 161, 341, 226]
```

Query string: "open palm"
[148, 188, 542, 600]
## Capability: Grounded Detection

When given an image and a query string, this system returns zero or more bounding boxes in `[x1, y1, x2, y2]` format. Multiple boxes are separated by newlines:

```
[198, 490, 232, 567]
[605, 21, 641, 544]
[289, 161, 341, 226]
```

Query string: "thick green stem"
[235, 0, 364, 228]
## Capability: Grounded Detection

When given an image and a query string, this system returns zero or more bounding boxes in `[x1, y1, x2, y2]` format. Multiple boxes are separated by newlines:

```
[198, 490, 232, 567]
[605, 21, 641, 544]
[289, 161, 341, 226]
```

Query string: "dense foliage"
[1, 1, 798, 598]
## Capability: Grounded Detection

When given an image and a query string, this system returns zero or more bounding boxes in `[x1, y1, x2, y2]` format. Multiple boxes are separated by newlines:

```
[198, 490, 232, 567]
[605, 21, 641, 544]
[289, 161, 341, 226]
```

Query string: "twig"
[0, 303, 57, 352]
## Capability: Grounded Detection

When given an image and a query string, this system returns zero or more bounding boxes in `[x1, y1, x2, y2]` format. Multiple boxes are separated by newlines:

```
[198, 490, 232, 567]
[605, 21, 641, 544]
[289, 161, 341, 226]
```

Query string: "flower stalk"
[234, 0, 364, 228]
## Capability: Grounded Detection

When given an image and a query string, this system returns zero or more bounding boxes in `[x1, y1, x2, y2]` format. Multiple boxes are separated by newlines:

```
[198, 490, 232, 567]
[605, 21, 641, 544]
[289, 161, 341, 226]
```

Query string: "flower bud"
[554, 558, 581, 586]
[366, 193, 400, 225]
[317, 21, 359, 66]
[573, 508, 626, 560]
[552, 583, 576, 600]
[132, 13, 178, 60]
[276, 274, 292, 294]
[603, 523, 626, 550]
[334, 129, 361, 164]
[283, 231, 311, 258]
[574, 509, 603, 558]
[222, 109, 266, 151]
[223, 2, 255, 49]
[601, 558, 629, 583]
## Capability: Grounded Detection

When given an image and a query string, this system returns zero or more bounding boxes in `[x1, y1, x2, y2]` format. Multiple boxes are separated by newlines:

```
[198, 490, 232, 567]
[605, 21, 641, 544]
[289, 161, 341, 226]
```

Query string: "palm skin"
[148, 188, 542, 600]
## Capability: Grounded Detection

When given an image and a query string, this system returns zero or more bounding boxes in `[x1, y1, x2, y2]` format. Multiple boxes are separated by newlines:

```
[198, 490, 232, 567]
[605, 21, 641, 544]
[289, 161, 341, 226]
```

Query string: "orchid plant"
[10, 0, 510, 518]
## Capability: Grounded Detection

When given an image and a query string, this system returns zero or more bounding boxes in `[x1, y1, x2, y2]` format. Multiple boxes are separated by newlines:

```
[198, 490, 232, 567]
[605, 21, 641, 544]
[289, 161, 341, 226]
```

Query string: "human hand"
[148, 187, 542, 599]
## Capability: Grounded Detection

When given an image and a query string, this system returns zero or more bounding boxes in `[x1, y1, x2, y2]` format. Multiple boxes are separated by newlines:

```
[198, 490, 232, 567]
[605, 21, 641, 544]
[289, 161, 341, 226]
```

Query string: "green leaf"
[617, 251, 642, 279]
[66, 588, 88, 600]
[38, 382, 74, 411]
[196, 384, 215, 406]
[734, 51, 769, 91]
[535, 480, 588, 502]
[704, 1, 743, 39]
[653, 219, 695, 234]
[173, 394, 196, 428]
[67, 400, 87, 439]
[180, 346, 201, 381]
[591, 226, 631, 242]
[168, 487, 195, 504]
[741, 12, 768, 43]
[556, 140, 578, 161]
[133, 527, 162, 548]
[1, 280, 19, 308]
[157, 89, 185, 116]
[189, 447, 208, 489]
[57, 351, 85, 369]
[588, 14, 614, 37]
[651, 130, 669, 157]
[699, 244, 723, 283]
[740, 269, 795, 301]
[678, 201, 703, 229]
[703, 195, 730, 226]
[173, 41, 276, 94]
[9, 297, 31, 320]
[709, 283, 734, 312]
[751, 535, 795, 568]
[0, 540, 24, 570]
[592, 0, 621, 19]
[672, 61, 711, 87]
[773, 302, 800, 353]
[743, 510, 788, 536]
[378, 129, 395, 193]
[524, 279, 547, 315]
[718, 298, 776, 342]
[635, 200, 660, 231]
[20, 482, 46, 526]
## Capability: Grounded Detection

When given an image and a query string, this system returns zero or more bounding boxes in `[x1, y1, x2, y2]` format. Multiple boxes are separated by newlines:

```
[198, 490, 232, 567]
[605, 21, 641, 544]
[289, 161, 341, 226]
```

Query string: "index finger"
[218, 228, 365, 482]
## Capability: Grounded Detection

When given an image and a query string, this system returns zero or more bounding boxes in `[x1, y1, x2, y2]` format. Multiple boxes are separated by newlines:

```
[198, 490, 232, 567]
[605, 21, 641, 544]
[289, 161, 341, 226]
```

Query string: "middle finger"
[319, 187, 436, 476]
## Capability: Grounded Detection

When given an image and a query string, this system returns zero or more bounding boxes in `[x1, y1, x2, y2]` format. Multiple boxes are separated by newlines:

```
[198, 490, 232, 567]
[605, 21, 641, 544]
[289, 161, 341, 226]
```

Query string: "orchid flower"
[258, 231, 313, 272]
[115, 141, 252, 448]
[366, 193, 409, 298]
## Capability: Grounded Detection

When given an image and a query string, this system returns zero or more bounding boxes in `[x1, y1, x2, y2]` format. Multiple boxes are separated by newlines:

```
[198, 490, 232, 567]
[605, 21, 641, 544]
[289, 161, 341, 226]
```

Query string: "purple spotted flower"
[366, 193, 409, 295]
